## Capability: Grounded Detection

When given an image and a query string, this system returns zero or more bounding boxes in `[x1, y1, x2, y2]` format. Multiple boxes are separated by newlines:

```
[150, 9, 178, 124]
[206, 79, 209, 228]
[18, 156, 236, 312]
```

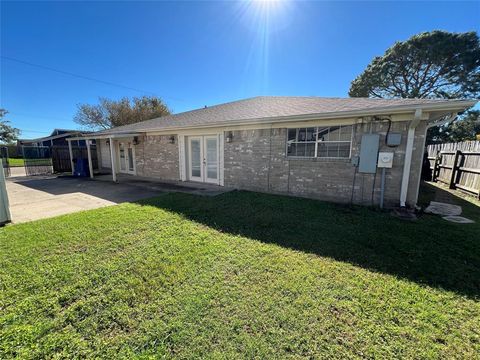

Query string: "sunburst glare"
[234, 0, 294, 94]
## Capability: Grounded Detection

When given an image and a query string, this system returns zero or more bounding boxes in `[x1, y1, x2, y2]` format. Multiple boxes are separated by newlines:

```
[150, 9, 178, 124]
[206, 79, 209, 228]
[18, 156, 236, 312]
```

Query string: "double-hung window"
[287, 125, 353, 158]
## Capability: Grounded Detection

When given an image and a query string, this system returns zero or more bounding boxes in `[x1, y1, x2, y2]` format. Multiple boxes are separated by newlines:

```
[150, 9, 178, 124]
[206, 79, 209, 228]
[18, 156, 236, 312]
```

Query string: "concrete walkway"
[6, 176, 163, 223]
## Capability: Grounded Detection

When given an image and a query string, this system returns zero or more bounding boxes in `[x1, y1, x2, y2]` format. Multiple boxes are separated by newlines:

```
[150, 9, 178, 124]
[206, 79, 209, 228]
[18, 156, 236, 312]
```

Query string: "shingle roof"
[95, 96, 475, 134]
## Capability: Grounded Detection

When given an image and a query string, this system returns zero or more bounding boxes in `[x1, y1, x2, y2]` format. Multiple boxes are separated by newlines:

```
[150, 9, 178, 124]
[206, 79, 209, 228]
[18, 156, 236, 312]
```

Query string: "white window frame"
[286, 125, 353, 159]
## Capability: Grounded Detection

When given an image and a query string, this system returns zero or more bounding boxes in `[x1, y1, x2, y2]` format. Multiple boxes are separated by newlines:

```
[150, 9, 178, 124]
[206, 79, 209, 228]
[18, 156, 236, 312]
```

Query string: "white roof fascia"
[66, 133, 141, 141]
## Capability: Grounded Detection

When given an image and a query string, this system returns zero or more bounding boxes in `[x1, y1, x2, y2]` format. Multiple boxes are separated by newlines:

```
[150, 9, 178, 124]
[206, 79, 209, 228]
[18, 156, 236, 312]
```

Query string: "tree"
[74, 96, 171, 130]
[349, 31, 480, 144]
[428, 110, 480, 144]
[0, 109, 20, 144]
[349, 31, 480, 99]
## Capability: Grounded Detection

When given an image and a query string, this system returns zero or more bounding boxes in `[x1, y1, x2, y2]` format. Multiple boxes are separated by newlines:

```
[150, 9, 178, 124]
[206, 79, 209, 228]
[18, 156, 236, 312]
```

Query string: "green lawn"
[6, 158, 24, 167]
[1, 187, 479, 358]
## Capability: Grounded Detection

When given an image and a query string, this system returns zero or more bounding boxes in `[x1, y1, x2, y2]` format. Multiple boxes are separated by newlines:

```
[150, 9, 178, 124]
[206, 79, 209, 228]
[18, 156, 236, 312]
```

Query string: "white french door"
[188, 135, 219, 184]
[117, 141, 136, 175]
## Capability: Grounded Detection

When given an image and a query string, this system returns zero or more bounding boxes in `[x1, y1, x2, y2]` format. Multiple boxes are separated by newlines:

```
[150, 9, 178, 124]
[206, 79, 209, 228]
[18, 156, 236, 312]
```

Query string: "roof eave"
[78, 99, 478, 136]
[67, 132, 142, 141]
[138, 99, 478, 133]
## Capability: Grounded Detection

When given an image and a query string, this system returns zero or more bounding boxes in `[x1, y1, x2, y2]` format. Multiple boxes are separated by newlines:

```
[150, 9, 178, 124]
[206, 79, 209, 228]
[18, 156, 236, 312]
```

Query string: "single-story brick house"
[68, 97, 476, 208]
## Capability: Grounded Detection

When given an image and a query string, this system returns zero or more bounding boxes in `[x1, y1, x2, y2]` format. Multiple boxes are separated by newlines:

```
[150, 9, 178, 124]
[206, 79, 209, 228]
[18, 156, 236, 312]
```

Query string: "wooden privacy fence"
[427, 141, 480, 199]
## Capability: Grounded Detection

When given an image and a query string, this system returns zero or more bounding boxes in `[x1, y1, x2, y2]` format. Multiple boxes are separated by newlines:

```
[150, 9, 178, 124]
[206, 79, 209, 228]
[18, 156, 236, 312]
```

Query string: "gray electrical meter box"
[386, 133, 401, 147]
[359, 134, 380, 173]
[377, 152, 394, 168]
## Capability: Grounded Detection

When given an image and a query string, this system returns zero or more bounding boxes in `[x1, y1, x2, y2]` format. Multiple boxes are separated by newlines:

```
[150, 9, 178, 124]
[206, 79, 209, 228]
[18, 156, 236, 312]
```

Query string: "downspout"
[399, 109, 422, 207]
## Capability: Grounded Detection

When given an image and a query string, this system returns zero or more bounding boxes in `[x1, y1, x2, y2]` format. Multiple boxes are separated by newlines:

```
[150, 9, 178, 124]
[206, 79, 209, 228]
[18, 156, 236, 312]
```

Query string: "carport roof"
[74, 96, 477, 137]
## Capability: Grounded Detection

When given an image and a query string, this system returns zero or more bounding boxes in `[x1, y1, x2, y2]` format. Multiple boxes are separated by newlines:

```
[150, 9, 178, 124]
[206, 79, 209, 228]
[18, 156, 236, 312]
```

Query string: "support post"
[399, 109, 422, 207]
[109, 138, 117, 182]
[68, 140, 74, 175]
[432, 150, 440, 182]
[449, 150, 461, 189]
[86, 139, 94, 179]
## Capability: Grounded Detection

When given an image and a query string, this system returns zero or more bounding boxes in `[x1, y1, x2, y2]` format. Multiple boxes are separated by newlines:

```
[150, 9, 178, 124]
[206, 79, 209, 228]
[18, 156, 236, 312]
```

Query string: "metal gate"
[22, 146, 53, 176]
[0, 147, 10, 178]
[51, 145, 98, 173]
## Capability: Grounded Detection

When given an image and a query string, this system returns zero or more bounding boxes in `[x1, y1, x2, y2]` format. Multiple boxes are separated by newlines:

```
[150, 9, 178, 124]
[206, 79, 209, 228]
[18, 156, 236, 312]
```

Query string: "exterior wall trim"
[146, 113, 428, 137]
[178, 135, 186, 181]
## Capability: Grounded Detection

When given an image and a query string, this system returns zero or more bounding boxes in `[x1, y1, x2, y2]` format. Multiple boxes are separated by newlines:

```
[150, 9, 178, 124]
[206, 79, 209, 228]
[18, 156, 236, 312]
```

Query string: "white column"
[109, 138, 117, 182]
[400, 109, 422, 207]
[178, 135, 186, 181]
[86, 139, 94, 179]
[68, 140, 74, 175]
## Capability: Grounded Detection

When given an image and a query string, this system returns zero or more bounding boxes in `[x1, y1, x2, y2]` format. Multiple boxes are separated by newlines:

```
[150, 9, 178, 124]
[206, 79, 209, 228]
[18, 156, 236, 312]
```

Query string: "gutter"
[426, 112, 457, 130]
[399, 109, 422, 207]
[66, 133, 141, 141]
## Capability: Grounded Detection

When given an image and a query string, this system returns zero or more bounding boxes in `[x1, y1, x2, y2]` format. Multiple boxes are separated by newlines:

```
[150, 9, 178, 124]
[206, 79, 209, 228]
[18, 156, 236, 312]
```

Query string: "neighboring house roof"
[90, 96, 478, 135]
[19, 129, 91, 144]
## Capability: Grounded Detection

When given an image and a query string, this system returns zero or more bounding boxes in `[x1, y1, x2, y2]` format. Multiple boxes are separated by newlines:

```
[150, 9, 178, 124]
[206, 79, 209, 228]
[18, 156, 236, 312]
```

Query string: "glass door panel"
[189, 138, 202, 181]
[119, 143, 126, 171]
[205, 137, 218, 182]
[127, 147, 134, 172]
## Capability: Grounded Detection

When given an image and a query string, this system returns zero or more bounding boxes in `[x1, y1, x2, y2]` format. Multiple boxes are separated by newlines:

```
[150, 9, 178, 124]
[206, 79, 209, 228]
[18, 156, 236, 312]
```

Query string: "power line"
[1, 55, 183, 101]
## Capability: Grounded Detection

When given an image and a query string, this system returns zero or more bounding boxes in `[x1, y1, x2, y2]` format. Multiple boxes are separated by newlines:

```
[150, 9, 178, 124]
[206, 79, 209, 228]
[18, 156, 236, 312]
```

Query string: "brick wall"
[135, 135, 179, 180]
[224, 120, 425, 207]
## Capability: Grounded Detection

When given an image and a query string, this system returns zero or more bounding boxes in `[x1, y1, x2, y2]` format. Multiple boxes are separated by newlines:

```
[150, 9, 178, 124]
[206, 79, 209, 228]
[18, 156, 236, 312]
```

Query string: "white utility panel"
[377, 152, 394, 168]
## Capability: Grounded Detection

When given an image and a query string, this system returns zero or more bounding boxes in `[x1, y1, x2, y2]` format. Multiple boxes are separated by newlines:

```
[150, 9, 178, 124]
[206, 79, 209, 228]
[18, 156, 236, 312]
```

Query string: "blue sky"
[1, 1, 479, 139]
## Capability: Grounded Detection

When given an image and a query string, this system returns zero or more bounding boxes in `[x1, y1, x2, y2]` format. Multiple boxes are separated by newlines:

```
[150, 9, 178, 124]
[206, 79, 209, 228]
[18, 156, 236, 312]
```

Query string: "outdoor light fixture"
[169, 135, 175, 144]
[226, 131, 233, 143]
[133, 136, 139, 145]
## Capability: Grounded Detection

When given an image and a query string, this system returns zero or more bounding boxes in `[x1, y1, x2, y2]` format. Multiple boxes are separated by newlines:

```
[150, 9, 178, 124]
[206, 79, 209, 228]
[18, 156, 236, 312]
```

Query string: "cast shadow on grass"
[139, 184, 480, 299]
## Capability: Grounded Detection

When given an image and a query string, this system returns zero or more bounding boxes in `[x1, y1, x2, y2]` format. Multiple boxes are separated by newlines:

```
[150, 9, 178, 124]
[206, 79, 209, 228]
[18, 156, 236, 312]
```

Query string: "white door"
[188, 135, 219, 183]
[118, 142, 135, 175]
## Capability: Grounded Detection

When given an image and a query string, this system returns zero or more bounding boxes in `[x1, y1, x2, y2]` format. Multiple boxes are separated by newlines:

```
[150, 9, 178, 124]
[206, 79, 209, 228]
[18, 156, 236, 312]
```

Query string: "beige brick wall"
[224, 120, 425, 207]
[110, 120, 425, 208]
[134, 135, 179, 180]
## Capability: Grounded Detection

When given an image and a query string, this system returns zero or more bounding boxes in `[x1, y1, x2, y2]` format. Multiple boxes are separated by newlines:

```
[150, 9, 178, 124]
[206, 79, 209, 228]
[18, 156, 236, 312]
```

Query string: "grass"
[7, 158, 24, 167]
[1, 187, 479, 358]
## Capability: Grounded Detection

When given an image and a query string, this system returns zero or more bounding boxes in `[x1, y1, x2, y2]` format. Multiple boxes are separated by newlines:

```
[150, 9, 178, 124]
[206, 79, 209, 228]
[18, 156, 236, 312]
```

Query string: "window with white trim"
[287, 125, 353, 158]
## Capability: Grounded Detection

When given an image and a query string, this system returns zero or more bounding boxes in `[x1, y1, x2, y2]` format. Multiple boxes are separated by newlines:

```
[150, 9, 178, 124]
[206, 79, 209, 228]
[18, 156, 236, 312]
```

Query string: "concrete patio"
[6, 175, 231, 223]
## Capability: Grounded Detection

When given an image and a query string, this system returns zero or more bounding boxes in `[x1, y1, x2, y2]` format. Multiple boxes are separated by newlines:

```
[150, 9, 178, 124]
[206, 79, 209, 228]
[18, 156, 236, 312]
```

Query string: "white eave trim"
[66, 133, 142, 141]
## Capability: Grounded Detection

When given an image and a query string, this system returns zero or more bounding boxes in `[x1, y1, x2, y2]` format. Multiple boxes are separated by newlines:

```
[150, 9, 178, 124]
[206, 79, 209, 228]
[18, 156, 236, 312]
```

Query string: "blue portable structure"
[73, 158, 90, 177]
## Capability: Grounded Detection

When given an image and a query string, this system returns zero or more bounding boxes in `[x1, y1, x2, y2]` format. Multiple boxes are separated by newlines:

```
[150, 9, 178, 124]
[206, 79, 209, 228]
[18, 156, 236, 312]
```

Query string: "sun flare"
[233, 0, 293, 93]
